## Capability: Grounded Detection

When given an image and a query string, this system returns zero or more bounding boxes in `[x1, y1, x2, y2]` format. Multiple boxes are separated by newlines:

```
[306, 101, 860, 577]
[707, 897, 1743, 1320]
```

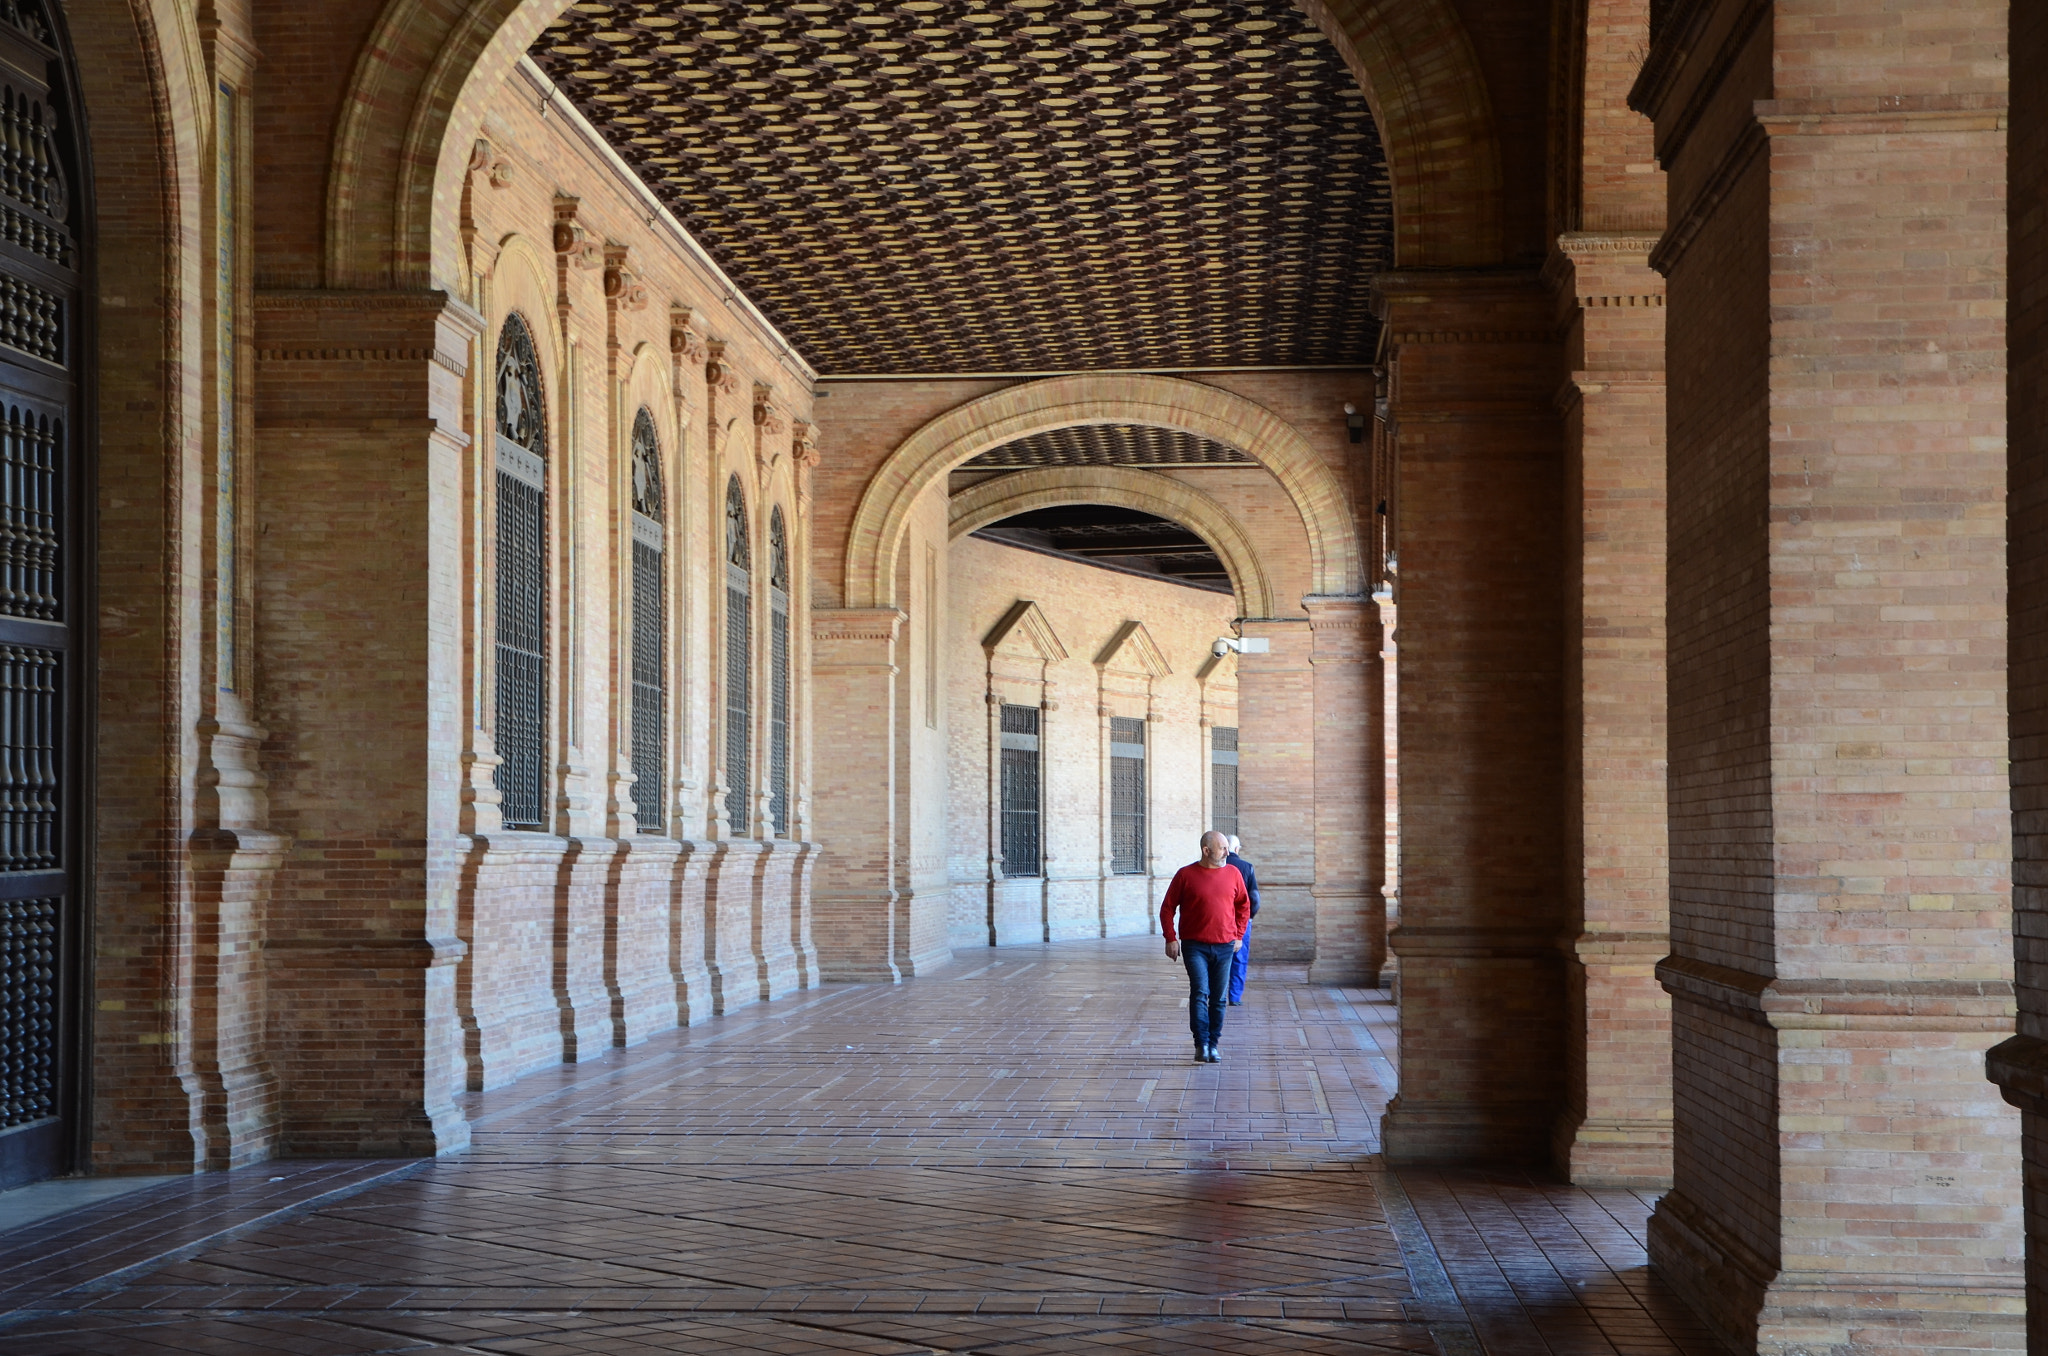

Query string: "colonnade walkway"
[0, 938, 1719, 1354]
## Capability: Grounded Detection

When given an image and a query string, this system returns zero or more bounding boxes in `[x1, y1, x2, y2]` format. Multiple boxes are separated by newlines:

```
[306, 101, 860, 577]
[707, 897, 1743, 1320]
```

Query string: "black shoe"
[1203, 1046, 1220, 1063]
[1193, 1046, 1207, 1064]
[1227, 999, 1241, 1006]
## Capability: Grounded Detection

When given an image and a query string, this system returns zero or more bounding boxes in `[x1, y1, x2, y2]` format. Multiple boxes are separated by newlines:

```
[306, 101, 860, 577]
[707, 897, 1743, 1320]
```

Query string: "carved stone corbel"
[670, 304, 706, 365]
[792, 419, 821, 520]
[603, 244, 649, 313]
[552, 195, 603, 271]
[705, 340, 742, 397]
[469, 137, 514, 189]
[752, 384, 787, 436]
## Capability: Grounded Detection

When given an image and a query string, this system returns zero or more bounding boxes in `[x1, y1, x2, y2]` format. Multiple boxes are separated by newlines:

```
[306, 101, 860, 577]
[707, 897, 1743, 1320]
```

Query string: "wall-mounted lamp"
[1344, 402, 1367, 444]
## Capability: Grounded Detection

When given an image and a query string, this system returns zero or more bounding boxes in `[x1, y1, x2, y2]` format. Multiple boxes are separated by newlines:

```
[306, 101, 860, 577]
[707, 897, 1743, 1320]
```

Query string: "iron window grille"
[1211, 725, 1239, 841]
[768, 507, 791, 838]
[999, 704, 1041, 878]
[630, 409, 665, 834]
[724, 476, 752, 835]
[493, 312, 548, 832]
[1109, 716, 1146, 875]
[0, 0, 85, 1184]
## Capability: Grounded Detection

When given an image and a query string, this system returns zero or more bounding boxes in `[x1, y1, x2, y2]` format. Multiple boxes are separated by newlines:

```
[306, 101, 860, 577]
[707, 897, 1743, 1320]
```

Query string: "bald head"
[1200, 831, 1229, 866]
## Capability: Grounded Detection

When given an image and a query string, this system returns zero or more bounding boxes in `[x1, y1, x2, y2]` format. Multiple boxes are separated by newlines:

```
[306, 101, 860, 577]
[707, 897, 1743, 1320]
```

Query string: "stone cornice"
[1660, 955, 2016, 1030]
[1648, 118, 1764, 278]
[1628, 0, 1768, 170]
[1754, 94, 2007, 137]
[812, 608, 906, 644]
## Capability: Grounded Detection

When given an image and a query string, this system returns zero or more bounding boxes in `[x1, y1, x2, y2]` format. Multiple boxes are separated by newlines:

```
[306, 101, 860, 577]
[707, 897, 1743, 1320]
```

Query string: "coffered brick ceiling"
[979, 506, 1232, 591]
[962, 424, 1254, 468]
[532, 0, 1393, 375]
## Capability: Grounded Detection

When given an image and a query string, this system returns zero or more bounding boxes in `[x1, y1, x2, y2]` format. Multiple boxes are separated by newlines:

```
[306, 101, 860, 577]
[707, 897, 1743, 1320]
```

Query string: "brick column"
[1305, 595, 1384, 984]
[253, 289, 477, 1155]
[1551, 235, 1672, 1187]
[1638, 3, 2019, 1350]
[809, 608, 905, 982]
[1994, 1, 2048, 1346]
[1374, 274, 1568, 1165]
[1235, 620, 1314, 963]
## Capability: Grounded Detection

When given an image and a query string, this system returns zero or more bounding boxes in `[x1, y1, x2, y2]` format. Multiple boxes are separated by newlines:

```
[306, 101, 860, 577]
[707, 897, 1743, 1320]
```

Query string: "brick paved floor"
[0, 937, 1722, 1354]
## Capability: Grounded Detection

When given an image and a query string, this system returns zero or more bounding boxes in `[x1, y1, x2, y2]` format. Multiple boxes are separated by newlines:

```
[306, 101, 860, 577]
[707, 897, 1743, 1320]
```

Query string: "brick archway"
[947, 465, 1279, 619]
[326, 0, 1505, 289]
[846, 374, 1361, 612]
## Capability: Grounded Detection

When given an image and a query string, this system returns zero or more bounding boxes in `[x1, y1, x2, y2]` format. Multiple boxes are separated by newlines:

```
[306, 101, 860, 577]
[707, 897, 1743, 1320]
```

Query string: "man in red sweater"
[1160, 831, 1253, 1064]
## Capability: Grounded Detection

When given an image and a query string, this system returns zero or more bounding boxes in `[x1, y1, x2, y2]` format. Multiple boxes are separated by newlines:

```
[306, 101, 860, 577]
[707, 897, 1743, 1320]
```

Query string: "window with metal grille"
[999, 704, 1041, 877]
[1109, 716, 1146, 875]
[1211, 725, 1239, 841]
[724, 476, 752, 835]
[493, 313, 548, 831]
[0, 0, 87, 1185]
[768, 507, 791, 838]
[630, 409, 665, 834]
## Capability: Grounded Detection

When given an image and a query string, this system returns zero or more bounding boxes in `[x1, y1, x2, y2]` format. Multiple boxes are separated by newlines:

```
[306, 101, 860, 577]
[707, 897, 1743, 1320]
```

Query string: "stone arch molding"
[329, 0, 1504, 289]
[949, 466, 1277, 620]
[851, 374, 1359, 614]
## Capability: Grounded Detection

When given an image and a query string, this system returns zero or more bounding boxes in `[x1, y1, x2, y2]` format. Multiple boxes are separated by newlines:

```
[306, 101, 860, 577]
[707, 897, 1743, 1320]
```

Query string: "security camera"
[1212, 637, 1270, 658]
[1212, 637, 1233, 658]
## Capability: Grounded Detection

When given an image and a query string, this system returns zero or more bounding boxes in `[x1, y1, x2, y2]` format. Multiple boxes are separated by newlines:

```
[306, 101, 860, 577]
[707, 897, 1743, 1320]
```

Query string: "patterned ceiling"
[979, 506, 1231, 592]
[963, 424, 1253, 468]
[531, 0, 1392, 375]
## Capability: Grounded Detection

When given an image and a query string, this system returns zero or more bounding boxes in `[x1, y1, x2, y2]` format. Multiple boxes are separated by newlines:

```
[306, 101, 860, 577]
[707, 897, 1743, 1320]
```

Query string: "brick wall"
[1996, 0, 2048, 1344]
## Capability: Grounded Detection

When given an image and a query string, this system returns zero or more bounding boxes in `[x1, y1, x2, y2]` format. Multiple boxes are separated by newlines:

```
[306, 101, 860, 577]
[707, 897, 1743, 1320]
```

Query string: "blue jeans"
[1227, 921, 1252, 1003]
[1182, 940, 1234, 1049]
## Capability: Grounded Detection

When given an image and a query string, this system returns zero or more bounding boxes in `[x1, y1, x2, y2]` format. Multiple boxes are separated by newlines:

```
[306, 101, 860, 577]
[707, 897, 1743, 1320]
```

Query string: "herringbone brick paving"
[0, 938, 1719, 1353]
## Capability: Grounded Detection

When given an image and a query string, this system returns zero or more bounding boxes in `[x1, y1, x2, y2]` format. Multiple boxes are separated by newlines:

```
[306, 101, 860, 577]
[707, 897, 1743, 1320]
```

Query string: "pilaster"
[1550, 232, 1673, 1188]
[1372, 270, 1568, 1165]
[253, 287, 481, 1153]
[1234, 619, 1315, 963]
[809, 607, 907, 982]
[1304, 595, 1384, 985]
[1638, 2, 2019, 1350]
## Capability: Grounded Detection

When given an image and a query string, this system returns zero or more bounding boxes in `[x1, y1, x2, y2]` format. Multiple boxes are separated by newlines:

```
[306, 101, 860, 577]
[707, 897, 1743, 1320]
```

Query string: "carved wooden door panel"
[0, 0, 86, 1189]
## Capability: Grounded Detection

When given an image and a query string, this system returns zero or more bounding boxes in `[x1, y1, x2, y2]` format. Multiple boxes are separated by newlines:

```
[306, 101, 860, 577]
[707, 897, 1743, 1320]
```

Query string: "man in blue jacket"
[1225, 835, 1261, 1004]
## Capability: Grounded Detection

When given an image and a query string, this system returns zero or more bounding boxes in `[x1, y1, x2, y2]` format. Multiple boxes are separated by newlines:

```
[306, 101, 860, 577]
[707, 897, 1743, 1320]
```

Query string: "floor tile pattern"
[0, 938, 1720, 1354]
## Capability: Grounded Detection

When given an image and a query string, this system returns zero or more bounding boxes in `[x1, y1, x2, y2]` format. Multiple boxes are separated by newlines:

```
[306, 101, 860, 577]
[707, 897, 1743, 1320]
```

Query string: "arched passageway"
[44, 0, 2042, 1352]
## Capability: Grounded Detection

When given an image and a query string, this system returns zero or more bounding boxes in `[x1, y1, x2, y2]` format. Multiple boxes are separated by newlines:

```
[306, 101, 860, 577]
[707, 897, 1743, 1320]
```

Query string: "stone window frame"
[718, 470, 753, 838]
[1092, 620, 1171, 886]
[980, 600, 1069, 938]
[626, 403, 669, 837]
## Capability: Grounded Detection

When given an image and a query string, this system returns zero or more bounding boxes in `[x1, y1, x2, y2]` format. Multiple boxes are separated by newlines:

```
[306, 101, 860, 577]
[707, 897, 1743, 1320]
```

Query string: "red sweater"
[1159, 863, 1252, 944]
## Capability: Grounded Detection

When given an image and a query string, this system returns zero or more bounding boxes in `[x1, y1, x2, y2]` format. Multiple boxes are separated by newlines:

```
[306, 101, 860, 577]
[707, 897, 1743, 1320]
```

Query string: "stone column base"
[1550, 1113, 1672, 1189]
[1379, 1095, 1555, 1165]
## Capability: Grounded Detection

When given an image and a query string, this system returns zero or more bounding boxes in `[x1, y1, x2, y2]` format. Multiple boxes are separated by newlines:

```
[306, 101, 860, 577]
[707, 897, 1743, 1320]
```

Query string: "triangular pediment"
[1094, 620, 1171, 678]
[983, 599, 1068, 661]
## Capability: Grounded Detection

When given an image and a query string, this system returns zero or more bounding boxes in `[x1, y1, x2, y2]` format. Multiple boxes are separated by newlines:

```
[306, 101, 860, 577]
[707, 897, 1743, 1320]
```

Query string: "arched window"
[768, 507, 791, 838]
[493, 313, 548, 831]
[724, 476, 752, 835]
[629, 409, 665, 834]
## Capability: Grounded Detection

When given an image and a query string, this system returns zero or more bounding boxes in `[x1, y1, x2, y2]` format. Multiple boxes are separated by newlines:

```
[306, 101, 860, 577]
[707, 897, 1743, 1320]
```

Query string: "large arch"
[328, 0, 1506, 290]
[947, 466, 1280, 620]
[848, 374, 1360, 613]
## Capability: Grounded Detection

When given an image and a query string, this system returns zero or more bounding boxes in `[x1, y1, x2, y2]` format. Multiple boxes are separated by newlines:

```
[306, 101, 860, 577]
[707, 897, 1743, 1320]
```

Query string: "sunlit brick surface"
[0, 939, 1715, 1354]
